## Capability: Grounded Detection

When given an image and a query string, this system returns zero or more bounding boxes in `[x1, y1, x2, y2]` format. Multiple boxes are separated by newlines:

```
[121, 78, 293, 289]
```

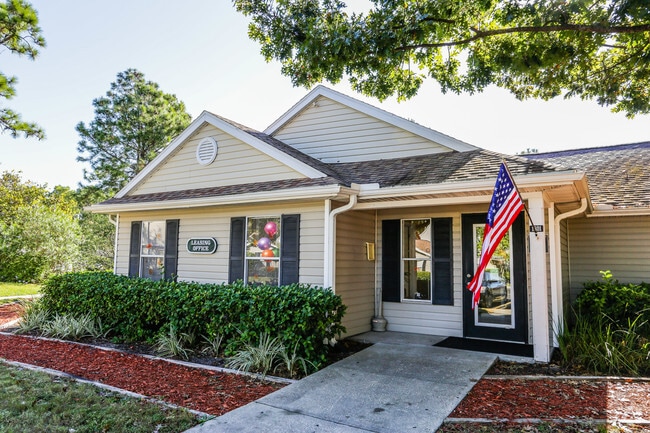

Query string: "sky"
[1, 0, 649, 189]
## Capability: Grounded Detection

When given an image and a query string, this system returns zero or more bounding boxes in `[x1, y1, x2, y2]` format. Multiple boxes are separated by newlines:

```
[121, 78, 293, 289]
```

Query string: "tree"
[0, 171, 80, 282]
[76, 69, 192, 194]
[0, 0, 45, 139]
[234, 0, 650, 117]
[0, 204, 80, 282]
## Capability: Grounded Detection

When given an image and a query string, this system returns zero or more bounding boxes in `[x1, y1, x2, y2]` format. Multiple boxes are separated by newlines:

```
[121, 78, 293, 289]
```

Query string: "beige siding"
[335, 210, 376, 336]
[567, 215, 650, 301]
[377, 206, 465, 337]
[116, 202, 325, 285]
[131, 124, 305, 195]
[273, 96, 451, 163]
[560, 219, 570, 309]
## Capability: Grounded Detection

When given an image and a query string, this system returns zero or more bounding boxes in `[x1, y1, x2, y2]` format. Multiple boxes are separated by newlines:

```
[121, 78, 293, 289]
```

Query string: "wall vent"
[196, 137, 218, 165]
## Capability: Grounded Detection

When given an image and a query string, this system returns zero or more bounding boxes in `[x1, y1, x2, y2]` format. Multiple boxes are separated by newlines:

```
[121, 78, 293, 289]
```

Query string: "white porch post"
[527, 193, 551, 362]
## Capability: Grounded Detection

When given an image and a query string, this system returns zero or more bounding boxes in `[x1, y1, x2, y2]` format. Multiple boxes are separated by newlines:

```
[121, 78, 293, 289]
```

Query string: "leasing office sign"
[186, 238, 218, 254]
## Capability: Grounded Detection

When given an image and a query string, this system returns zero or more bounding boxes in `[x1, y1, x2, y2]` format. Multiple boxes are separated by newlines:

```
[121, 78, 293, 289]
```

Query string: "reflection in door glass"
[473, 224, 514, 328]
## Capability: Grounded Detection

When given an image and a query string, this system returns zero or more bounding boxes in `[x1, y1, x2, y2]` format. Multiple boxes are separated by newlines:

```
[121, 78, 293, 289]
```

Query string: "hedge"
[41, 272, 347, 367]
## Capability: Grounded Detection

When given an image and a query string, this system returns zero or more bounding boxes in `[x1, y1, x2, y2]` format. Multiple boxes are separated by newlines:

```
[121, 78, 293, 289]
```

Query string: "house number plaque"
[187, 238, 218, 254]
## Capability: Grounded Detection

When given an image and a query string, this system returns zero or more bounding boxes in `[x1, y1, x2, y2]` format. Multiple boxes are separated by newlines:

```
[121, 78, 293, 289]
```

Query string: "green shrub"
[575, 271, 650, 337]
[558, 272, 650, 376]
[40, 272, 346, 368]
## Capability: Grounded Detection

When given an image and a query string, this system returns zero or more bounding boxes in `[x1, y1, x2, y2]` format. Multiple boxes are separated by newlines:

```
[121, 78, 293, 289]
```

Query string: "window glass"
[140, 221, 165, 281]
[402, 219, 431, 301]
[246, 217, 281, 286]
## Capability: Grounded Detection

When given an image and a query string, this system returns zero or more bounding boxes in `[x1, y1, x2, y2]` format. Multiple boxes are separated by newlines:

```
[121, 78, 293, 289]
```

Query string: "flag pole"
[501, 159, 541, 236]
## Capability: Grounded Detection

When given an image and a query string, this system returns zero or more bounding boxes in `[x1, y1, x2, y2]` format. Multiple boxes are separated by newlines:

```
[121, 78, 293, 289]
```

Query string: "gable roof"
[264, 85, 477, 153]
[114, 111, 330, 199]
[91, 87, 590, 213]
[526, 142, 650, 210]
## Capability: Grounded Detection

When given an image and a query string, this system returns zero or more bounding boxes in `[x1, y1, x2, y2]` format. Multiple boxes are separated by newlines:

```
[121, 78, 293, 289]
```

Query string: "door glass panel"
[473, 224, 514, 328]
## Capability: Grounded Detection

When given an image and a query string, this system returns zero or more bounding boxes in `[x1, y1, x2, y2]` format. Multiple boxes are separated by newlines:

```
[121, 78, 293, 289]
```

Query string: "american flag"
[468, 163, 524, 309]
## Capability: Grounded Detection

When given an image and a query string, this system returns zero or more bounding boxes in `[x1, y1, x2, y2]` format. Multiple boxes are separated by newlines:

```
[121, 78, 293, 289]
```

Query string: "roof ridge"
[526, 141, 650, 158]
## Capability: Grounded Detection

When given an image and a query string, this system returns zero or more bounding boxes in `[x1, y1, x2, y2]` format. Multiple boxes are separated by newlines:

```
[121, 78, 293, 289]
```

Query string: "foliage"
[557, 272, 650, 376]
[76, 69, 192, 194]
[234, 0, 650, 117]
[557, 310, 649, 376]
[0, 172, 114, 281]
[226, 332, 285, 377]
[0, 0, 46, 139]
[0, 203, 81, 282]
[15, 299, 49, 334]
[73, 187, 115, 271]
[40, 272, 347, 368]
[0, 362, 199, 433]
[575, 271, 650, 335]
[154, 324, 194, 360]
[41, 313, 107, 341]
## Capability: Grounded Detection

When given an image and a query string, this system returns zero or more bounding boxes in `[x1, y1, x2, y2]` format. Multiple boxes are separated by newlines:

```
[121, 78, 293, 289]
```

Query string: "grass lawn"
[0, 282, 41, 298]
[0, 361, 201, 433]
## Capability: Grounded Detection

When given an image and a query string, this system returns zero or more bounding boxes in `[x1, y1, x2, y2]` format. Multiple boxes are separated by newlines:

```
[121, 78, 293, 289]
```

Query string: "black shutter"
[382, 219, 401, 302]
[164, 219, 180, 281]
[128, 221, 142, 277]
[432, 218, 453, 305]
[280, 214, 300, 285]
[229, 217, 246, 283]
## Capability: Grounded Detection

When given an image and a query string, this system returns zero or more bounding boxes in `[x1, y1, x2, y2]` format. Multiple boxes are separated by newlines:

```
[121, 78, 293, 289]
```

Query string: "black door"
[461, 213, 528, 342]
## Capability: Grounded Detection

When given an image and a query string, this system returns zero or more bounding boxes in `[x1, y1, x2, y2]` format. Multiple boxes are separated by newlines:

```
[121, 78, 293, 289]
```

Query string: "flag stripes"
[467, 163, 524, 309]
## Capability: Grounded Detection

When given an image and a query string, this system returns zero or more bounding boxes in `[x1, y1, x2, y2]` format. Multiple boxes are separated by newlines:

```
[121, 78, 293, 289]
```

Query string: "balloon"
[261, 249, 275, 258]
[257, 237, 271, 250]
[264, 221, 277, 237]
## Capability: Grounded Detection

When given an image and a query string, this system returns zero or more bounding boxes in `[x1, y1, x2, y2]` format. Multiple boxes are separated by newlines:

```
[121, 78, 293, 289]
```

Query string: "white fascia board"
[264, 85, 477, 152]
[357, 170, 586, 200]
[115, 111, 327, 199]
[87, 184, 343, 214]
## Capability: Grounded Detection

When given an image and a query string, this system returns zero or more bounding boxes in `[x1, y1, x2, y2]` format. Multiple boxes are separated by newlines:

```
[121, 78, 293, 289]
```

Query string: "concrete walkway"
[186, 333, 496, 433]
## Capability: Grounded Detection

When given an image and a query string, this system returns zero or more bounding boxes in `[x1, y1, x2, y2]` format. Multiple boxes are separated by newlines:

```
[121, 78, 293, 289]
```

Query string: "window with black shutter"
[382, 217, 453, 305]
[229, 214, 300, 286]
[128, 219, 179, 281]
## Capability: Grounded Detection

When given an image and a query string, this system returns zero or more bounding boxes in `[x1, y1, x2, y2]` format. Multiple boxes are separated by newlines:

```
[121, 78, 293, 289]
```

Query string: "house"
[89, 86, 650, 362]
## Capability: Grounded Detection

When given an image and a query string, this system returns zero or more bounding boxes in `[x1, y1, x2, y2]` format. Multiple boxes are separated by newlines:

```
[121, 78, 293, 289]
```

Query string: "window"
[229, 214, 300, 286]
[402, 219, 432, 301]
[382, 218, 453, 305]
[129, 220, 179, 281]
[140, 221, 166, 281]
[246, 217, 281, 286]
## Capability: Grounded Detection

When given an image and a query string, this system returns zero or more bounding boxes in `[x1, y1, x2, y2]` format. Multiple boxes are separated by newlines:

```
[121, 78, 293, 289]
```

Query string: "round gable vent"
[196, 137, 218, 165]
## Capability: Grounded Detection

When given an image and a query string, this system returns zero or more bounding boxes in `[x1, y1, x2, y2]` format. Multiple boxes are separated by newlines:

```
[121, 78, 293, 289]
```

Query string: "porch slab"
[186, 339, 496, 433]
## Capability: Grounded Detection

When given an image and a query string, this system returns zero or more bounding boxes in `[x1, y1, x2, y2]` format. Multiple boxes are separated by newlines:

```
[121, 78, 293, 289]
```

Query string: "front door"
[461, 213, 528, 342]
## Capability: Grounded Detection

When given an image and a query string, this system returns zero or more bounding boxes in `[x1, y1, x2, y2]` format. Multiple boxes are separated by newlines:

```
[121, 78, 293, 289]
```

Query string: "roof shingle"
[526, 142, 650, 209]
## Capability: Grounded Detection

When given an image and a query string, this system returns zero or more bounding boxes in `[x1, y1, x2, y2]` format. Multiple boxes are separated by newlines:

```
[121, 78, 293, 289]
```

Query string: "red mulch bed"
[450, 377, 650, 421]
[0, 332, 284, 416]
[0, 302, 23, 325]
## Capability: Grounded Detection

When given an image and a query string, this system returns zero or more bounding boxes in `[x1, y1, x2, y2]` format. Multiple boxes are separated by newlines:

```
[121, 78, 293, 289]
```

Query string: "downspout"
[326, 193, 358, 292]
[109, 214, 119, 274]
[550, 198, 588, 344]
